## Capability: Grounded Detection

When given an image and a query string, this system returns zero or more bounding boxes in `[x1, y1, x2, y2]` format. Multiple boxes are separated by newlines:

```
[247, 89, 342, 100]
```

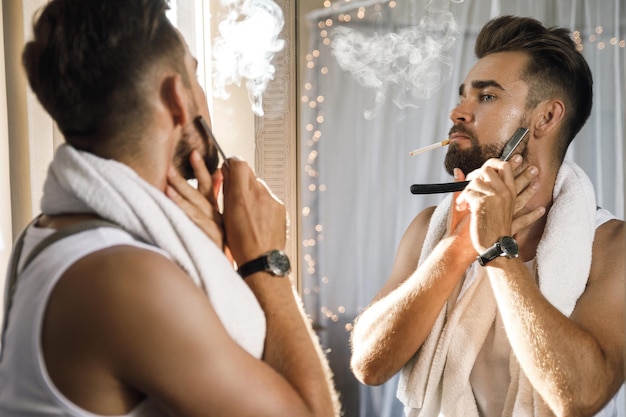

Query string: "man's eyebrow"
[471, 80, 505, 91]
[458, 80, 505, 96]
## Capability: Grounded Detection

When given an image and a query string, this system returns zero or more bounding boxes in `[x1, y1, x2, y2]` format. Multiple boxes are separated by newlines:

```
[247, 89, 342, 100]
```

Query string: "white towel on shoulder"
[40, 144, 267, 358]
[397, 159, 596, 416]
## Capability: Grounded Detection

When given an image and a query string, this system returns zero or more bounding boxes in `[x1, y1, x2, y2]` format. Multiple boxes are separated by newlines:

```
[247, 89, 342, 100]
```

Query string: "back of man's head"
[475, 15, 593, 161]
[23, 0, 185, 151]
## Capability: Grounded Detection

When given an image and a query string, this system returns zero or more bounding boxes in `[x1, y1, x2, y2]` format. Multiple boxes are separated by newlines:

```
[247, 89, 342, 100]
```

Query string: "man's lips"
[449, 133, 471, 143]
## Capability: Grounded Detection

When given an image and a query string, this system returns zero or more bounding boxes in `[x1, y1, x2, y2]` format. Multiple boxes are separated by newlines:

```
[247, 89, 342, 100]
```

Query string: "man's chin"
[444, 143, 502, 176]
[444, 155, 485, 177]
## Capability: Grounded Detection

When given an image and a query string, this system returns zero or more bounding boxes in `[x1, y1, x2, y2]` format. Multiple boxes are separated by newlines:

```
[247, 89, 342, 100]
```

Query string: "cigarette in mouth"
[409, 139, 451, 156]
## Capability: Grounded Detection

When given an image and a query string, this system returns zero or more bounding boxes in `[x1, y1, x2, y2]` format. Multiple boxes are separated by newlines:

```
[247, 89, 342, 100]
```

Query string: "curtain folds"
[300, 1, 625, 416]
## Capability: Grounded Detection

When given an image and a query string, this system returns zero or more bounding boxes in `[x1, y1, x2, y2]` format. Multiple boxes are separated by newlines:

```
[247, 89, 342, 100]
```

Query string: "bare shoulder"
[46, 243, 190, 316]
[43, 245, 226, 414]
[46, 243, 218, 362]
[586, 218, 625, 296]
[576, 217, 624, 312]
[396, 206, 437, 262]
[399, 205, 437, 254]
[412, 206, 438, 230]
[48, 244, 200, 320]
[570, 218, 624, 388]
[591, 218, 624, 273]
[372, 206, 437, 301]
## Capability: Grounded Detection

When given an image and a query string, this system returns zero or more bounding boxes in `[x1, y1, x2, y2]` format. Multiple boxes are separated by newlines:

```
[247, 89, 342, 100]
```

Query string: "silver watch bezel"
[478, 236, 519, 266]
[266, 249, 291, 276]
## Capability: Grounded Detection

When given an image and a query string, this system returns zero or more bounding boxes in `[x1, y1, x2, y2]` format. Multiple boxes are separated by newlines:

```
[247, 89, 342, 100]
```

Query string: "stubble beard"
[173, 104, 219, 179]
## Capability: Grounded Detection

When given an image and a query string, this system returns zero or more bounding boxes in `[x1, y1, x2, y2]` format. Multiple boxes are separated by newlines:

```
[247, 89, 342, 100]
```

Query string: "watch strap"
[477, 236, 518, 266]
[237, 256, 269, 278]
[236, 250, 291, 278]
[478, 243, 502, 266]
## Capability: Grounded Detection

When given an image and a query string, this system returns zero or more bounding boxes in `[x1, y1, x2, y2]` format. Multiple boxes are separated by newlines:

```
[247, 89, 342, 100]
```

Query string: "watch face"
[500, 236, 519, 258]
[267, 250, 291, 276]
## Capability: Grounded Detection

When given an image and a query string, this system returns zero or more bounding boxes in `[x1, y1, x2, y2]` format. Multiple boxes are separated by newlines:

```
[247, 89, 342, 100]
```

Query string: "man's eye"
[480, 94, 496, 102]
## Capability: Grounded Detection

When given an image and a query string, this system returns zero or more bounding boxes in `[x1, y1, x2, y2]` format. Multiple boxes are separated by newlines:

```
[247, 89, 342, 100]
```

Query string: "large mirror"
[296, 1, 625, 416]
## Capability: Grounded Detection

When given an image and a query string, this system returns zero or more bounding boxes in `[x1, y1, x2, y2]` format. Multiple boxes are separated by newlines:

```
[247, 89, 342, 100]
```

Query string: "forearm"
[246, 274, 339, 417]
[351, 237, 473, 385]
[487, 259, 616, 415]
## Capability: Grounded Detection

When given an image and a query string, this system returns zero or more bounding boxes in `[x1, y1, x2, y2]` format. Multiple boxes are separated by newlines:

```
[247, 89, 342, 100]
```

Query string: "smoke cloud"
[330, 0, 462, 119]
[212, 0, 285, 116]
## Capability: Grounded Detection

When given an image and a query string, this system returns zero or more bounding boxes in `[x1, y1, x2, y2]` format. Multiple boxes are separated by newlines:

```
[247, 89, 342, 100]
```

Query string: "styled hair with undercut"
[22, 0, 187, 151]
[475, 15, 593, 161]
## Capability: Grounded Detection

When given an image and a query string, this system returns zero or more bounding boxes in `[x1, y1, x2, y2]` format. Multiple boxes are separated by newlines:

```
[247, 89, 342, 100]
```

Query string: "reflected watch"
[237, 250, 291, 278]
[477, 236, 519, 266]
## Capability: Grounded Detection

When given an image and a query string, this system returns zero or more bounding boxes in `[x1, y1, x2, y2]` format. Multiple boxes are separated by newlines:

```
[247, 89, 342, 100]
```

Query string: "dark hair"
[475, 15, 593, 160]
[22, 0, 186, 150]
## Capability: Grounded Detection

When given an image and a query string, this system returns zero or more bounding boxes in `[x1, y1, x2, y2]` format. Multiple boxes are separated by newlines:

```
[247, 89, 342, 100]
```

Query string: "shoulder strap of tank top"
[1, 216, 131, 359]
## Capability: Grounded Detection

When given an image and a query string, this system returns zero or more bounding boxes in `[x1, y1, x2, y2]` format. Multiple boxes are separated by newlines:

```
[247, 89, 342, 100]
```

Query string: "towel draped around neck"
[40, 144, 266, 358]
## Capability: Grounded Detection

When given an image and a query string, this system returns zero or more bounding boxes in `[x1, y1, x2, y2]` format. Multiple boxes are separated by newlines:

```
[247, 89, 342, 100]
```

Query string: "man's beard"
[444, 140, 501, 176]
[174, 122, 219, 180]
[443, 125, 527, 176]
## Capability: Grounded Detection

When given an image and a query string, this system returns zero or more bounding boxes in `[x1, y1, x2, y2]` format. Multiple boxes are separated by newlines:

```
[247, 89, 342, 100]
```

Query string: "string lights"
[301, 0, 400, 332]
[573, 26, 626, 51]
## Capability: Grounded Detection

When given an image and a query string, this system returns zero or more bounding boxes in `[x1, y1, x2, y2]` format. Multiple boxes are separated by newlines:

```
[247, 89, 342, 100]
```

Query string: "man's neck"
[514, 161, 558, 262]
[515, 214, 548, 262]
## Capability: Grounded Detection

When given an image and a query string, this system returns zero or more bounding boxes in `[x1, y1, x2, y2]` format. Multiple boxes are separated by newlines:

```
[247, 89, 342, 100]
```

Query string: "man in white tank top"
[350, 16, 624, 416]
[0, 1, 339, 416]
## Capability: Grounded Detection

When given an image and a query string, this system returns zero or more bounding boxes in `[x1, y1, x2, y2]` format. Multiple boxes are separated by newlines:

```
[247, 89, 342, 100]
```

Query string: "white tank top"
[0, 224, 265, 416]
[470, 207, 621, 417]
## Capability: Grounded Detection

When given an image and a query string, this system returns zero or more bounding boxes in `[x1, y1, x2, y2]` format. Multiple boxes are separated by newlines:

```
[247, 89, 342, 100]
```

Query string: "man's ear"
[160, 73, 189, 128]
[533, 99, 565, 137]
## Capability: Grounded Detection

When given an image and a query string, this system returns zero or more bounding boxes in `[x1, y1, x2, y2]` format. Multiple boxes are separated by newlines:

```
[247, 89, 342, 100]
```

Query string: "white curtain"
[299, 0, 625, 416]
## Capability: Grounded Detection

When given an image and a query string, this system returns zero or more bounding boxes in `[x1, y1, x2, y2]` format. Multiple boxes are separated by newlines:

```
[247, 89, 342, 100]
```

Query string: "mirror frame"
[254, 0, 300, 288]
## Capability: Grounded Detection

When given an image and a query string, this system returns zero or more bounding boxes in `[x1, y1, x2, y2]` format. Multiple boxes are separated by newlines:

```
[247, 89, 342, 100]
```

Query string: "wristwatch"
[237, 250, 291, 278]
[477, 236, 519, 266]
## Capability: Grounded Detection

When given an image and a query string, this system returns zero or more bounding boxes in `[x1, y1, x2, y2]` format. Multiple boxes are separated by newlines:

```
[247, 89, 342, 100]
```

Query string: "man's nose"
[449, 99, 473, 124]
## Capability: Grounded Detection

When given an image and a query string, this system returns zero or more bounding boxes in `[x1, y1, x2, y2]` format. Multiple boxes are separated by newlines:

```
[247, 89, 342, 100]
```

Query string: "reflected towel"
[397, 159, 596, 416]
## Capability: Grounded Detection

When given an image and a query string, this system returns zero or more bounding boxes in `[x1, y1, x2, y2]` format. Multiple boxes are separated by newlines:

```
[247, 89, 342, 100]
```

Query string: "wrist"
[441, 236, 478, 266]
[477, 236, 519, 266]
[245, 273, 298, 308]
[236, 250, 291, 279]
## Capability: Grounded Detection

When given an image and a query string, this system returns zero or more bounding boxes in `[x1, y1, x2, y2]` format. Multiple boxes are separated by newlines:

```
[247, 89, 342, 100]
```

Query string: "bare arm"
[44, 248, 338, 417]
[484, 220, 624, 416]
[162, 154, 339, 416]
[349, 207, 476, 386]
